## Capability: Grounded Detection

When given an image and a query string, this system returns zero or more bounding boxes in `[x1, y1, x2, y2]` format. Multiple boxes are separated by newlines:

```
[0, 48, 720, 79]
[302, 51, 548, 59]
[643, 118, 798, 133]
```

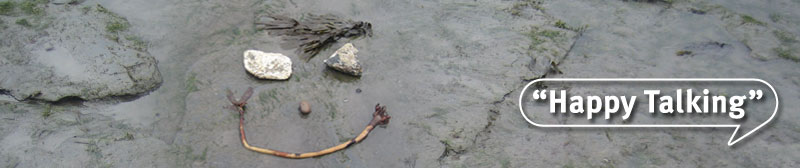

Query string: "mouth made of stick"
[226, 87, 390, 159]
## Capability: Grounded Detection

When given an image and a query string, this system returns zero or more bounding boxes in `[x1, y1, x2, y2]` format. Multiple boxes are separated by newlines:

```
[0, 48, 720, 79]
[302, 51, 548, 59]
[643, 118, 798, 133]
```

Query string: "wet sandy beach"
[1, 0, 799, 167]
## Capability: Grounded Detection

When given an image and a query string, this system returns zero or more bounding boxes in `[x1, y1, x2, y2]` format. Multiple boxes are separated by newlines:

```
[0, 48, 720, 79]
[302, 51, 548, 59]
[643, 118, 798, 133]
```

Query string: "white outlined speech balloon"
[518, 78, 779, 146]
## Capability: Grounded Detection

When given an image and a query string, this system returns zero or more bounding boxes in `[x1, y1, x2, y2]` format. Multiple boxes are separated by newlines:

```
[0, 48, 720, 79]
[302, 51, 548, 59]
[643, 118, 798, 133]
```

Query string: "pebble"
[299, 101, 311, 114]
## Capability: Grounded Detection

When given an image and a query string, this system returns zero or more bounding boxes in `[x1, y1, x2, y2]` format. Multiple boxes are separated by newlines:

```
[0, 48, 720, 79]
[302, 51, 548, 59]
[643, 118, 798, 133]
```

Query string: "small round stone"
[299, 101, 311, 114]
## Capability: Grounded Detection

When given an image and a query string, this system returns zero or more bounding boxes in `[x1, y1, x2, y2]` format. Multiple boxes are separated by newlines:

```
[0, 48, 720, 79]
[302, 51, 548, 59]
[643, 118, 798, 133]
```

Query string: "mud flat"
[1, 0, 799, 167]
[0, 1, 161, 102]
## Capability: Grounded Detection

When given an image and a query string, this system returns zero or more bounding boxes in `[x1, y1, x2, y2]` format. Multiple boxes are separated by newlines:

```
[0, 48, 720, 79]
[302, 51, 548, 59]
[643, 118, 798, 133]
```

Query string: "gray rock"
[0, 4, 161, 102]
[324, 43, 363, 76]
[242, 50, 292, 80]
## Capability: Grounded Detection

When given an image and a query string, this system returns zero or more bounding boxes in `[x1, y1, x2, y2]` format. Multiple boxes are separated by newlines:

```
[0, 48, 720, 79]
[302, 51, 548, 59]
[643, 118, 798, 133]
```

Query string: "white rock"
[324, 43, 363, 76]
[243, 50, 292, 80]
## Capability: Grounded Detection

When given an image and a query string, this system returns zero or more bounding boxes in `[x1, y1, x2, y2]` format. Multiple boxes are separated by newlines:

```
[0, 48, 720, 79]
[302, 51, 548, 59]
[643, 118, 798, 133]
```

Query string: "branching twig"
[227, 87, 390, 159]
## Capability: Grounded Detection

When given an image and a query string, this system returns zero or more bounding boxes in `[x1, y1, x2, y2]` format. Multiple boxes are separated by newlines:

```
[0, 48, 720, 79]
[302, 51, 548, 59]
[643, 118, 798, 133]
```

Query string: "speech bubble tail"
[727, 124, 764, 146]
[727, 125, 742, 146]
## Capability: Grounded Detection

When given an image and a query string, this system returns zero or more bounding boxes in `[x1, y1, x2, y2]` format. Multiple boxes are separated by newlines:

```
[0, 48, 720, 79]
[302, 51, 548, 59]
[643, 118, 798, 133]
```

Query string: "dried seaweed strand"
[255, 14, 372, 60]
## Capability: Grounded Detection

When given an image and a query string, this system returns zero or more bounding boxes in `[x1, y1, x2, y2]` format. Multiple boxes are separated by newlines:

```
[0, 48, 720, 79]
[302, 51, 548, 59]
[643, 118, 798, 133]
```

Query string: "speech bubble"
[518, 78, 779, 146]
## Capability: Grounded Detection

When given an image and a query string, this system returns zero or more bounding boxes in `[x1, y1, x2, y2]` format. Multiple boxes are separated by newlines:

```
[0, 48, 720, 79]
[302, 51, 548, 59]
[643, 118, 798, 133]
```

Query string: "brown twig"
[226, 87, 390, 159]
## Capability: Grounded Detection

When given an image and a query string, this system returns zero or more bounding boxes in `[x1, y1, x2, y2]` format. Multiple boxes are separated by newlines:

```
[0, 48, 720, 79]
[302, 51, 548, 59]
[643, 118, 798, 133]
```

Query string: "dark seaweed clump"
[255, 14, 372, 60]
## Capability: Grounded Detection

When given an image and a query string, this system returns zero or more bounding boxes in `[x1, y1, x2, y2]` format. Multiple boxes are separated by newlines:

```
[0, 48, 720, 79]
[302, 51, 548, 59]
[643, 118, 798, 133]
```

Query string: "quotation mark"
[532, 90, 548, 100]
[747, 89, 763, 100]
